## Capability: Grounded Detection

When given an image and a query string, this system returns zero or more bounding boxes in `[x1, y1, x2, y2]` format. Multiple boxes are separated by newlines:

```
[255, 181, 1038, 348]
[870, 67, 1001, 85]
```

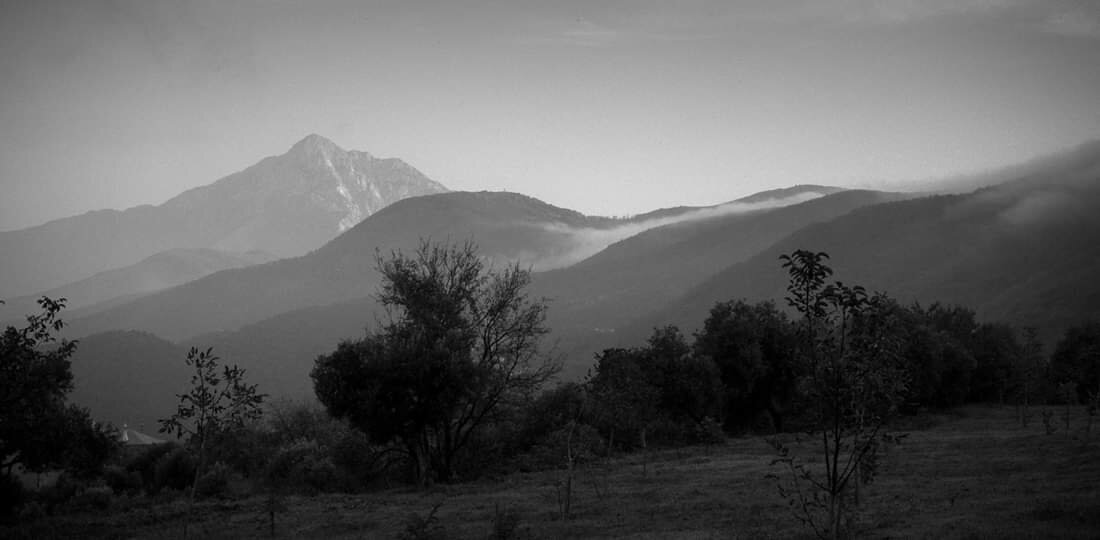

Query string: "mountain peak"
[287, 133, 344, 159]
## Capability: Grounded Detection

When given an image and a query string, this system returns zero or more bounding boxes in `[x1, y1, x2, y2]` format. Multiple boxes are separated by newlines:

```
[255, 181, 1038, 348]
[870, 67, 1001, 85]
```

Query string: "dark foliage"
[1050, 322, 1100, 403]
[313, 240, 558, 486]
[693, 301, 796, 432]
[1, 297, 118, 515]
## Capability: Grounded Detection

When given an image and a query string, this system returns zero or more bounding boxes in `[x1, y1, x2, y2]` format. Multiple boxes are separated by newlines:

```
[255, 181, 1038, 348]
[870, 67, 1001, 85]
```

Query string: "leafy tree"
[588, 347, 660, 454]
[694, 300, 796, 432]
[1050, 321, 1100, 404]
[1012, 327, 1044, 426]
[1, 297, 77, 476]
[644, 326, 723, 428]
[968, 322, 1022, 403]
[770, 250, 907, 540]
[312, 240, 558, 486]
[1, 297, 118, 485]
[159, 346, 264, 530]
[923, 304, 979, 405]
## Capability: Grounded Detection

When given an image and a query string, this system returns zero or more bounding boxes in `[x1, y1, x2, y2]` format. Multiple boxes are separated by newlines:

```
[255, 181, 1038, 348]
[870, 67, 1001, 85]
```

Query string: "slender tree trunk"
[563, 421, 575, 519]
[185, 434, 207, 540]
[408, 440, 429, 489]
[1023, 383, 1030, 427]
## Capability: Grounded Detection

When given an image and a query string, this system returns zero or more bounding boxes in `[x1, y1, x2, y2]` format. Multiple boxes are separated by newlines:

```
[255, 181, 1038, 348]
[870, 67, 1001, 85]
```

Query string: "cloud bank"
[529, 190, 830, 271]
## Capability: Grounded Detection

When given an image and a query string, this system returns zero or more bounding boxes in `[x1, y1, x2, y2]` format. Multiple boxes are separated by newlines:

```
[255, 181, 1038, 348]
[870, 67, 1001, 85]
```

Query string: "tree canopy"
[1, 297, 117, 479]
[312, 240, 558, 486]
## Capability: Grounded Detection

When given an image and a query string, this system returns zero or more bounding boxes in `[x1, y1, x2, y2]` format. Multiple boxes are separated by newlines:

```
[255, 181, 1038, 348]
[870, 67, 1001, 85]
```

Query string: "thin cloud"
[527, 191, 830, 271]
[1042, 9, 1100, 39]
[835, 0, 1019, 24]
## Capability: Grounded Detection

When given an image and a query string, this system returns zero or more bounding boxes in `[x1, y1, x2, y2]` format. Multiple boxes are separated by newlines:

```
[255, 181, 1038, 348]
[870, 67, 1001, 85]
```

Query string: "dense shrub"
[205, 425, 268, 478]
[520, 423, 604, 471]
[33, 473, 85, 513]
[265, 439, 342, 493]
[65, 486, 112, 512]
[398, 502, 446, 540]
[103, 465, 141, 495]
[330, 429, 391, 488]
[488, 504, 522, 540]
[153, 447, 196, 493]
[0, 473, 25, 517]
[691, 416, 725, 445]
[195, 461, 232, 499]
[126, 443, 177, 493]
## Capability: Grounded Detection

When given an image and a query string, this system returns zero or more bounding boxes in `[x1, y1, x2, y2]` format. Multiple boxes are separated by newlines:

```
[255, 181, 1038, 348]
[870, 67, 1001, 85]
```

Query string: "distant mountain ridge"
[607, 144, 1100, 353]
[63, 185, 864, 426]
[64, 190, 692, 341]
[0, 248, 275, 325]
[0, 134, 448, 298]
[532, 188, 907, 369]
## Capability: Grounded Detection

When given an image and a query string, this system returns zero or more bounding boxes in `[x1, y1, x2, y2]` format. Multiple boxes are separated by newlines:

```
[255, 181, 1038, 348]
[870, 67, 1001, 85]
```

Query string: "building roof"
[119, 424, 167, 446]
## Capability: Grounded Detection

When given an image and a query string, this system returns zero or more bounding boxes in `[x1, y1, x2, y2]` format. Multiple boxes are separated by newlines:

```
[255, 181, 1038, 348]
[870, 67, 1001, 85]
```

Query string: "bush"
[66, 486, 112, 512]
[265, 439, 342, 493]
[330, 430, 389, 488]
[103, 465, 142, 495]
[126, 443, 177, 493]
[36, 473, 83, 511]
[205, 425, 268, 478]
[0, 474, 26, 516]
[520, 423, 604, 472]
[154, 447, 196, 493]
[195, 461, 231, 499]
[647, 416, 691, 446]
[488, 504, 522, 540]
[398, 502, 446, 540]
[692, 416, 726, 445]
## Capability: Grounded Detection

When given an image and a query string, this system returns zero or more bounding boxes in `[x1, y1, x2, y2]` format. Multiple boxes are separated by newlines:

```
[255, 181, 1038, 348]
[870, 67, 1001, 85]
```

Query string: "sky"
[1, 0, 1099, 231]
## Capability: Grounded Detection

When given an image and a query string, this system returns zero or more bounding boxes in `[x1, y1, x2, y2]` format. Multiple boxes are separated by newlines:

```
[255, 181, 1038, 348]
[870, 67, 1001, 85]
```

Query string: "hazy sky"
[2, 0, 1099, 231]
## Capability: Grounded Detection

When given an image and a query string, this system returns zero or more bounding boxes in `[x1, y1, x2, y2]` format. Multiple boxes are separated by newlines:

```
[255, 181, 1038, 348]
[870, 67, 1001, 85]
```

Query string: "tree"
[1050, 322, 1100, 405]
[588, 347, 660, 455]
[968, 322, 1022, 403]
[1, 297, 119, 473]
[1, 297, 119, 513]
[770, 250, 907, 540]
[1, 297, 77, 476]
[312, 240, 558, 486]
[1012, 327, 1044, 427]
[693, 300, 797, 432]
[644, 326, 723, 429]
[159, 346, 265, 531]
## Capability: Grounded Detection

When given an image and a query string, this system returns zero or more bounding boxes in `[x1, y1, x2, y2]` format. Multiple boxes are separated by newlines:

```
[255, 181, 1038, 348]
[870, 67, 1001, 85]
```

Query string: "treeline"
[576, 300, 1098, 445]
[4, 241, 1100, 523]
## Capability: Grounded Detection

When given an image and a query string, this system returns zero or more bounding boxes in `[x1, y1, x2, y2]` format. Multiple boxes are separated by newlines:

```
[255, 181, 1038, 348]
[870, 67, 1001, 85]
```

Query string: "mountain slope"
[532, 189, 902, 342]
[63, 186, 855, 419]
[68, 331, 188, 433]
[0, 248, 275, 324]
[0, 134, 447, 298]
[65, 191, 682, 341]
[611, 149, 1100, 352]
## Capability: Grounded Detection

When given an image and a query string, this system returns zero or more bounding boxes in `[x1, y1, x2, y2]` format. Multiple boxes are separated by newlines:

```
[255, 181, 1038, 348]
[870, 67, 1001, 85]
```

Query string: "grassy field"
[7, 405, 1100, 539]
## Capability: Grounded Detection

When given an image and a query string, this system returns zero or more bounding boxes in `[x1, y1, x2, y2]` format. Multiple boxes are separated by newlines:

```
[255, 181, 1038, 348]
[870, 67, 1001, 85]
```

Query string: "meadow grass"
[6, 405, 1098, 539]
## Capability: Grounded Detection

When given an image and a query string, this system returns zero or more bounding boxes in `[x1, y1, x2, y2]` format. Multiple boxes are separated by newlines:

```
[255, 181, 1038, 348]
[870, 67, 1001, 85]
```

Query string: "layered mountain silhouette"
[61, 186, 889, 424]
[40, 138, 1100, 432]
[606, 140, 1100, 354]
[67, 332, 189, 437]
[63, 191, 703, 341]
[0, 248, 275, 325]
[532, 188, 905, 358]
[0, 134, 447, 298]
